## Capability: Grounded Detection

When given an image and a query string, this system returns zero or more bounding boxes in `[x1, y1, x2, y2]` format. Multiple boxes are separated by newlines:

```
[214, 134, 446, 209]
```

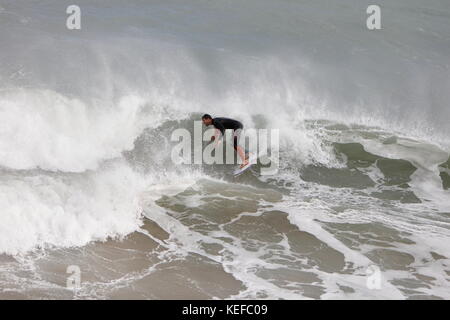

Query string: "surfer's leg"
[234, 135, 248, 168]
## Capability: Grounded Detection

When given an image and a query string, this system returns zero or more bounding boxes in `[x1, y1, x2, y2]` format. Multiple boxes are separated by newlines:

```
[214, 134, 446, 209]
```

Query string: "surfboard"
[233, 152, 259, 176]
[233, 162, 252, 176]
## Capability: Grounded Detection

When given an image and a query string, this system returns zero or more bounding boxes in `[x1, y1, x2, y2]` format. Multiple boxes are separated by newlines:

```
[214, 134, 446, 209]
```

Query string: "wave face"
[0, 0, 449, 299]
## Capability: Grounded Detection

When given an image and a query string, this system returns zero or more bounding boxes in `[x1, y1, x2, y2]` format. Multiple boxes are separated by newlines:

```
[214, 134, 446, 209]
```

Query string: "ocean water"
[0, 0, 449, 299]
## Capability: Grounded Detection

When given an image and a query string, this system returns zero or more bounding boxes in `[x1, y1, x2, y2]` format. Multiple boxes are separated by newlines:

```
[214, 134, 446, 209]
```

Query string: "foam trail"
[281, 204, 405, 299]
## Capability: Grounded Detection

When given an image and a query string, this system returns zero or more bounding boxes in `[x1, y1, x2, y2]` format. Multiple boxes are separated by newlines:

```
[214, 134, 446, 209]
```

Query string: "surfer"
[201, 114, 249, 168]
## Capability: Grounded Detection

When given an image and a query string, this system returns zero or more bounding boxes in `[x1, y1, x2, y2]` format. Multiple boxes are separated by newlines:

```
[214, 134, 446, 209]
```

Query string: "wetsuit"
[212, 117, 243, 150]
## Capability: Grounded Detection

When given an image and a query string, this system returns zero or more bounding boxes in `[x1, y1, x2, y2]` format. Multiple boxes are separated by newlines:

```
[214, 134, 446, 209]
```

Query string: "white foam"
[0, 88, 153, 172]
[0, 160, 147, 255]
[362, 137, 450, 211]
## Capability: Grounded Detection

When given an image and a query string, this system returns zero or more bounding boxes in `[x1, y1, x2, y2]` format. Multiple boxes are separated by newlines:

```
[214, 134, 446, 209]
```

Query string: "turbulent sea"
[0, 0, 449, 299]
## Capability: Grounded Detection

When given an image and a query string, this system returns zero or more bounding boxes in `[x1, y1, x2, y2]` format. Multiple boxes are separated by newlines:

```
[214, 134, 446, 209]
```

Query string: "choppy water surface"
[0, 0, 449, 299]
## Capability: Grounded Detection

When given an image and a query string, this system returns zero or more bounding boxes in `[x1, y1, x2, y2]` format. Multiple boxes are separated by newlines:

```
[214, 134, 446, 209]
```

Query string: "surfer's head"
[201, 114, 213, 126]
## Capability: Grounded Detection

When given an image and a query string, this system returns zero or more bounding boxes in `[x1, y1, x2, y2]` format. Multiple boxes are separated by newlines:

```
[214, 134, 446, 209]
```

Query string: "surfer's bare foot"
[240, 159, 249, 168]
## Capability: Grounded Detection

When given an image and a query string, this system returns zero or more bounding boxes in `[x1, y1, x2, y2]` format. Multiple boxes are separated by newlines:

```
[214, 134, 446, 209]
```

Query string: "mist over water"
[0, 0, 449, 299]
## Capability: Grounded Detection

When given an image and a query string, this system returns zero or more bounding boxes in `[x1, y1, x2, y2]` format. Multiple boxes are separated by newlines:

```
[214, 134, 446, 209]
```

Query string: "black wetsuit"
[212, 117, 243, 150]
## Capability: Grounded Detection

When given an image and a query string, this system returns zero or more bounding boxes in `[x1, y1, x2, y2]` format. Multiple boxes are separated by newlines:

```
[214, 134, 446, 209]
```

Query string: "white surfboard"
[233, 161, 253, 176]
[233, 152, 263, 176]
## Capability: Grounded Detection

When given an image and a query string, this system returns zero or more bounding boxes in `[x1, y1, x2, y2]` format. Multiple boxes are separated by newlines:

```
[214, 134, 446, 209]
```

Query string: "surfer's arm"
[211, 122, 225, 144]
[212, 128, 223, 146]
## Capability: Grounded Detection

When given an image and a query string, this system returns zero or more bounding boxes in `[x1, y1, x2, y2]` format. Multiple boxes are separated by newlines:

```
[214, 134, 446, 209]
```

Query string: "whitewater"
[0, 0, 449, 299]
